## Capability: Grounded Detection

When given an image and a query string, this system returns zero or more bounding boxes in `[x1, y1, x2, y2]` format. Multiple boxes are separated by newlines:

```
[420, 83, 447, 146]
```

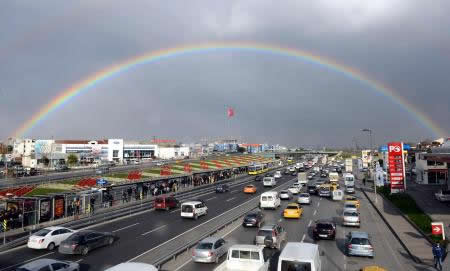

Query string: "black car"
[58, 230, 115, 255]
[307, 185, 317, 195]
[255, 175, 263, 182]
[215, 184, 230, 193]
[242, 211, 265, 228]
[313, 220, 336, 240]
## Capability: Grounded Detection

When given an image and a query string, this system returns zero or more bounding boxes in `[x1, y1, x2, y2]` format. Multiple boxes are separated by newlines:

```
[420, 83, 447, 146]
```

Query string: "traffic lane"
[12, 172, 295, 271]
[344, 189, 422, 271]
[179, 190, 325, 271]
[0, 172, 287, 270]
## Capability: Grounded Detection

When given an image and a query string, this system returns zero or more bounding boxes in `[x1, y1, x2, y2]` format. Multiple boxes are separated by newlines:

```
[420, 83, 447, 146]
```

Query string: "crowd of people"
[0, 208, 23, 230]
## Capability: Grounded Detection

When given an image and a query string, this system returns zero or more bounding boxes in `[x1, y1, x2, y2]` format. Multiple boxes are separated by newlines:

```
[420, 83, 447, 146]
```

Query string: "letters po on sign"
[389, 145, 401, 153]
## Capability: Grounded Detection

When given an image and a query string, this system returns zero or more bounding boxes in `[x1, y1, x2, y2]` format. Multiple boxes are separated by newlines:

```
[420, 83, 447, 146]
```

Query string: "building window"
[427, 160, 435, 166]
[436, 161, 444, 166]
[113, 150, 119, 158]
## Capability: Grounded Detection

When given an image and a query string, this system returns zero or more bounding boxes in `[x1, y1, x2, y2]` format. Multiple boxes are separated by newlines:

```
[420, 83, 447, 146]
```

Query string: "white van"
[277, 242, 322, 271]
[105, 263, 158, 271]
[343, 173, 355, 187]
[260, 192, 280, 209]
[181, 201, 208, 220]
[263, 177, 277, 187]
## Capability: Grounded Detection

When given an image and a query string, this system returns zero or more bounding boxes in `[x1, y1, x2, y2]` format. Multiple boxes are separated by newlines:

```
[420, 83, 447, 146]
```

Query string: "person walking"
[432, 242, 444, 270]
[122, 191, 127, 204]
[363, 178, 366, 186]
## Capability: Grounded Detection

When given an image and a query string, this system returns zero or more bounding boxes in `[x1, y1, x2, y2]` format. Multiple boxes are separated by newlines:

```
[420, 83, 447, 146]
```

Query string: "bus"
[248, 164, 269, 175]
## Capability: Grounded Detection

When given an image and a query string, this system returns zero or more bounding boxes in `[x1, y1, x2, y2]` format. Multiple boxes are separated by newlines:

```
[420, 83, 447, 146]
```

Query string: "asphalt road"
[0, 167, 293, 271]
[176, 175, 423, 271]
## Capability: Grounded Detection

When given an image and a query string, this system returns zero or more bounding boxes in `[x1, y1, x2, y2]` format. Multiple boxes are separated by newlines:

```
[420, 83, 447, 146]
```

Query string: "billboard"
[388, 142, 406, 193]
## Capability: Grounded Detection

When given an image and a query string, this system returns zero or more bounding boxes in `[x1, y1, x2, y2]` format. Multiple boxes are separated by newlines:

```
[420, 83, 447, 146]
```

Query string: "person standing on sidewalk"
[432, 243, 444, 270]
[363, 177, 366, 186]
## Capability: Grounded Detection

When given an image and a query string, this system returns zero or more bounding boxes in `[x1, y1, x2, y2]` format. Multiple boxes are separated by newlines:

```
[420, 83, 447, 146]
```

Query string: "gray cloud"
[1, 0, 449, 147]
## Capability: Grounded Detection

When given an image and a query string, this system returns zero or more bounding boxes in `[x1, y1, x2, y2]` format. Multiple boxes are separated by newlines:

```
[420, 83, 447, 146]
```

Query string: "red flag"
[227, 107, 234, 118]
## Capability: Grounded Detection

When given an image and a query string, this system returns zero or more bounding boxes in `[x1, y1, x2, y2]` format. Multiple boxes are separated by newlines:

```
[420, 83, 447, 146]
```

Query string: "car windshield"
[344, 212, 358, 217]
[286, 205, 298, 210]
[300, 194, 309, 197]
[33, 229, 51, 237]
[345, 204, 356, 209]
[246, 186, 253, 188]
[246, 213, 258, 218]
[181, 205, 193, 213]
[317, 223, 333, 229]
[280, 191, 288, 194]
[351, 237, 370, 245]
[196, 242, 213, 250]
[66, 233, 85, 242]
[258, 229, 273, 238]
[155, 198, 164, 203]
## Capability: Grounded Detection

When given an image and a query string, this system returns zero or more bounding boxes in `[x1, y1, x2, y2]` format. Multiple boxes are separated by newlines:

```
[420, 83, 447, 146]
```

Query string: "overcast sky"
[1, 0, 449, 148]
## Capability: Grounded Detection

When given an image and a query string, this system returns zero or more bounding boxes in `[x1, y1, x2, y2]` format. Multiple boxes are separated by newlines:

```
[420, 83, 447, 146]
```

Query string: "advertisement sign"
[40, 200, 51, 222]
[432, 222, 445, 240]
[388, 142, 406, 194]
[54, 198, 65, 218]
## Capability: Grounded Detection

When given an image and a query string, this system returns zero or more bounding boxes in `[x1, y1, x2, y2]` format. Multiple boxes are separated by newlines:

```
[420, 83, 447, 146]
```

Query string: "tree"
[67, 154, 78, 166]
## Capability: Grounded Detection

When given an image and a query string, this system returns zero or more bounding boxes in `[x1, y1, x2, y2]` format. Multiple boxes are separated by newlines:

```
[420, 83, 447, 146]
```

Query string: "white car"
[279, 190, 292, 200]
[288, 186, 300, 195]
[274, 171, 282, 179]
[297, 193, 311, 205]
[27, 226, 76, 250]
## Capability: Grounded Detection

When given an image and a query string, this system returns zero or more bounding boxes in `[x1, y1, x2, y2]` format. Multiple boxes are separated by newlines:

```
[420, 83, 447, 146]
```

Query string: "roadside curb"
[360, 187, 422, 264]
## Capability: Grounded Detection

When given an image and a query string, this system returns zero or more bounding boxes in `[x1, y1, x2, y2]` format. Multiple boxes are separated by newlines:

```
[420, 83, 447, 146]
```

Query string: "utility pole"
[362, 128, 376, 203]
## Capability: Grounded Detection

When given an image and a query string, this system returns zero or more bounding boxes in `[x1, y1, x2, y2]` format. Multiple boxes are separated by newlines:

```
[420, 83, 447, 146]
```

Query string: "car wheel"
[194, 214, 198, 220]
[81, 246, 89, 256]
[108, 237, 114, 245]
[47, 242, 55, 251]
[215, 255, 220, 264]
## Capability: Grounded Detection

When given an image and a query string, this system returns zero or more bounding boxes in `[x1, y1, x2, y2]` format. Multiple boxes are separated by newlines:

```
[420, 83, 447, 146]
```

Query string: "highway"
[0, 166, 430, 271]
[0, 167, 291, 271]
[174, 176, 422, 271]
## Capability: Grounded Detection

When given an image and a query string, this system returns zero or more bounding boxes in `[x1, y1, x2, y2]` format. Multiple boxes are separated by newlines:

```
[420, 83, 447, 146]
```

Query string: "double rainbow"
[12, 41, 446, 138]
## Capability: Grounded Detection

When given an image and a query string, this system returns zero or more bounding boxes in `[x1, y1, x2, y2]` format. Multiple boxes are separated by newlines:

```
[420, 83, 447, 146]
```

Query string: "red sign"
[388, 142, 405, 193]
[227, 107, 234, 118]
[160, 165, 171, 176]
[200, 161, 208, 170]
[432, 222, 445, 239]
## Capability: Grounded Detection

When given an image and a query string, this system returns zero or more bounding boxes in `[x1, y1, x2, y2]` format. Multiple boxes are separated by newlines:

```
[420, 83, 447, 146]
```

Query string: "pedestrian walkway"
[361, 185, 436, 269]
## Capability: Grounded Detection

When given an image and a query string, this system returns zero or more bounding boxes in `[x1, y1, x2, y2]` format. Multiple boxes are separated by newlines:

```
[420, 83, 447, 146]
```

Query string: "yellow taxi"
[244, 184, 257, 194]
[360, 266, 387, 271]
[344, 195, 360, 208]
[283, 203, 303, 219]
[330, 182, 339, 190]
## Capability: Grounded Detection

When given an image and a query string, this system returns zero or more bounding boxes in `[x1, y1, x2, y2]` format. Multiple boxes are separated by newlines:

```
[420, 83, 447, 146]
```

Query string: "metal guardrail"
[130, 170, 291, 269]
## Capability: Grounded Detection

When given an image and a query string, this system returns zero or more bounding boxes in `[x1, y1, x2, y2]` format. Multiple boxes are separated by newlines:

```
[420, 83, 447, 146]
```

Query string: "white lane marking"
[313, 210, 317, 216]
[226, 197, 236, 202]
[301, 234, 306, 242]
[0, 252, 55, 271]
[206, 196, 217, 201]
[320, 197, 322, 201]
[170, 208, 181, 213]
[308, 220, 312, 227]
[317, 201, 320, 207]
[174, 218, 244, 271]
[112, 223, 139, 233]
[141, 225, 167, 236]
[75, 259, 83, 263]
[129, 177, 296, 262]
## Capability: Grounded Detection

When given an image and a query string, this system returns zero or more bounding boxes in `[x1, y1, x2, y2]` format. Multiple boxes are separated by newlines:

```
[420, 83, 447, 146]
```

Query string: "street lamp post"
[361, 128, 377, 203]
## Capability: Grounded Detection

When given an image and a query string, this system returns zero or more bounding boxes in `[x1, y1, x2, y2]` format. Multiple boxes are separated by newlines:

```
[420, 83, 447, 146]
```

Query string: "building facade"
[415, 152, 449, 185]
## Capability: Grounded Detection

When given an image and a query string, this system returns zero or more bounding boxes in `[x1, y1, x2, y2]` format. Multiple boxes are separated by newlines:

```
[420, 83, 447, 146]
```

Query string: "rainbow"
[12, 41, 446, 138]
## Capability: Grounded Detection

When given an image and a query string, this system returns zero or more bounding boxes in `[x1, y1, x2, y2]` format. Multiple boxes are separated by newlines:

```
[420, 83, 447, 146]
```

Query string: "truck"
[214, 244, 270, 271]
[329, 172, 339, 184]
[345, 158, 353, 173]
[435, 190, 450, 202]
[297, 172, 307, 185]
[277, 242, 322, 271]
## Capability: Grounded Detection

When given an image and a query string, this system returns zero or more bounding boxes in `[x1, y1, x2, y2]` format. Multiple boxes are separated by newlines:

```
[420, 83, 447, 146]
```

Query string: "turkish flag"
[227, 107, 234, 118]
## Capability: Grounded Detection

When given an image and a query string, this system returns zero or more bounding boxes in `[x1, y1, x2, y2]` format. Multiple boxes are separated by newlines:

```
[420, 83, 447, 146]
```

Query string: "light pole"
[361, 128, 377, 203]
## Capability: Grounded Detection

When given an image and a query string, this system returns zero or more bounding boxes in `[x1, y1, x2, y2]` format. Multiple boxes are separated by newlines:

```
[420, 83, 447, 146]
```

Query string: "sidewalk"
[361, 185, 435, 268]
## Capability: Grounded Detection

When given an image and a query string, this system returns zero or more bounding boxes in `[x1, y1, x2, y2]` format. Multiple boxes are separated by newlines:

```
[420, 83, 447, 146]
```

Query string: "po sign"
[387, 142, 406, 194]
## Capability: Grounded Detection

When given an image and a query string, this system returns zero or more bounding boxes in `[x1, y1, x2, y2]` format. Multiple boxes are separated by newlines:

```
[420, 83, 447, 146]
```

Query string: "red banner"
[160, 165, 171, 176]
[388, 142, 405, 193]
[213, 160, 222, 169]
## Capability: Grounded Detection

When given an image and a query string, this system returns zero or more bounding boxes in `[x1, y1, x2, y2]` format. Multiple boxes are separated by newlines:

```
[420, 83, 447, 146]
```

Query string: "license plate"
[246, 224, 253, 226]
[319, 234, 327, 238]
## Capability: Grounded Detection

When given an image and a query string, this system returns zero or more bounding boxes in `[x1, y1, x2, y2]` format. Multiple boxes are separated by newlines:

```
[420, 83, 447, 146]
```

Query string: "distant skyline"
[1, 1, 449, 146]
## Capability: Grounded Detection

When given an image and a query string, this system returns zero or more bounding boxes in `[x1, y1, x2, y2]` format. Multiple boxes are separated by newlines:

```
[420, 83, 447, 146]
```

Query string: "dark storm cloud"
[1, 0, 449, 146]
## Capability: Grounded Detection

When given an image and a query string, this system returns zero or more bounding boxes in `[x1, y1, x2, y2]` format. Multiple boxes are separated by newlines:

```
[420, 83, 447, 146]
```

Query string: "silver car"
[192, 237, 227, 263]
[279, 190, 292, 200]
[297, 193, 311, 205]
[345, 231, 374, 258]
[342, 209, 360, 227]
[254, 224, 287, 250]
[16, 259, 79, 271]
